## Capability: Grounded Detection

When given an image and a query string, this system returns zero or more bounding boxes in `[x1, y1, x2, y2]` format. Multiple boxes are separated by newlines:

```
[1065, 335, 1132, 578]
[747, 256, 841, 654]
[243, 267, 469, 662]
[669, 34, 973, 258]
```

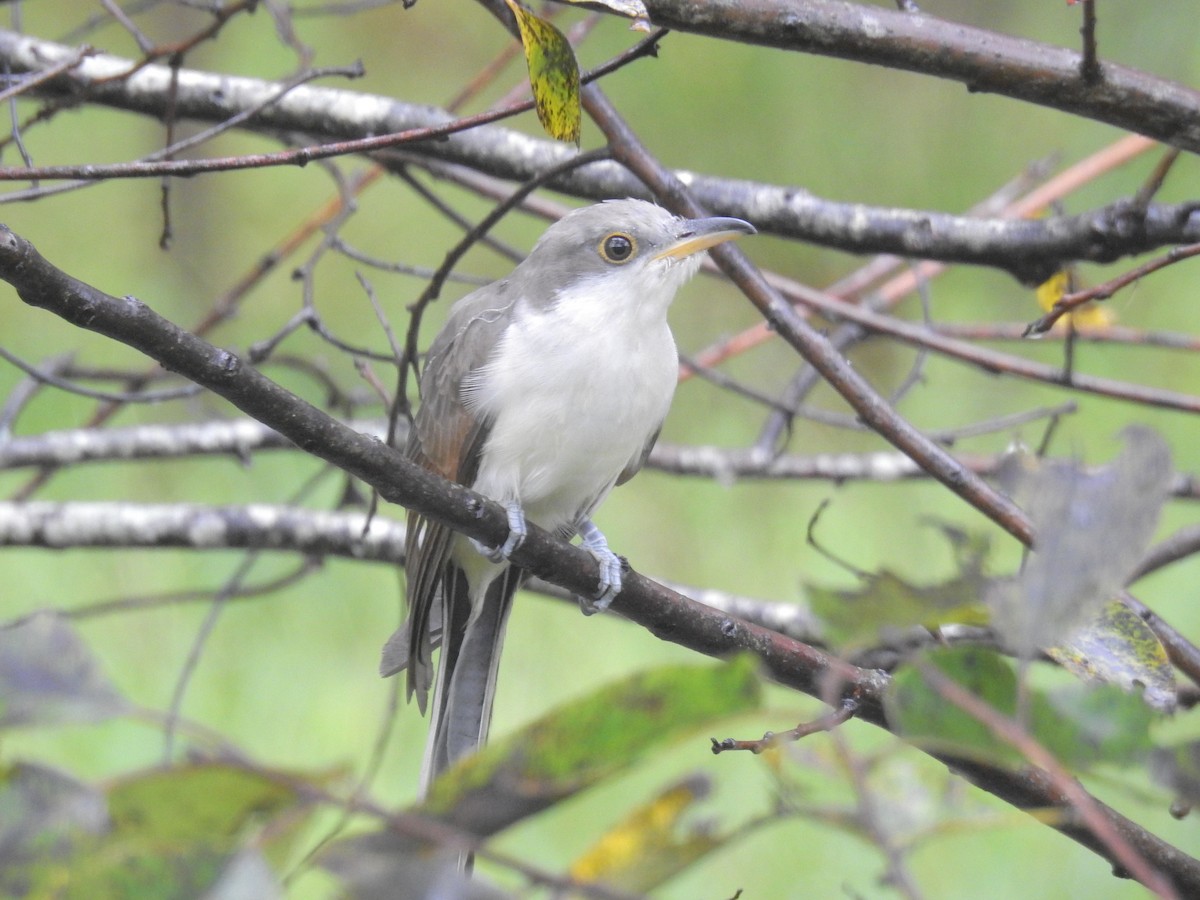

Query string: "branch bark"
[0, 500, 407, 562]
[642, 0, 1200, 151]
[1, 198, 1197, 897]
[1, 30, 1199, 281]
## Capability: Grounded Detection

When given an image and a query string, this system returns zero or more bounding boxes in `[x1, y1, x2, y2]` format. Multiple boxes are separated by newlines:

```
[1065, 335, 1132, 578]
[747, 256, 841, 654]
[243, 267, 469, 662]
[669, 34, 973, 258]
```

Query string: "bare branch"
[1, 224, 1198, 892]
[2, 31, 1199, 280]
[641, 0, 1200, 153]
[0, 501, 407, 562]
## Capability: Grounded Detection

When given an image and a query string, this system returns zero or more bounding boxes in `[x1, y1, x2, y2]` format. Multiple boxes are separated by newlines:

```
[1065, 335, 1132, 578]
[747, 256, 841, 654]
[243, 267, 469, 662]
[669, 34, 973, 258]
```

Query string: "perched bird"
[381, 198, 755, 792]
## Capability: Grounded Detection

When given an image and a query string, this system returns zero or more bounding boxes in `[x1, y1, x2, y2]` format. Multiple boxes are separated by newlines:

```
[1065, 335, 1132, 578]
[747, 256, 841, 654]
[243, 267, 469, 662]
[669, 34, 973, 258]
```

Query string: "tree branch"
[0, 499, 811, 640]
[0, 500, 407, 562]
[1, 224, 1198, 892]
[582, 83, 1035, 544]
[2, 30, 1199, 281]
[642, 0, 1200, 153]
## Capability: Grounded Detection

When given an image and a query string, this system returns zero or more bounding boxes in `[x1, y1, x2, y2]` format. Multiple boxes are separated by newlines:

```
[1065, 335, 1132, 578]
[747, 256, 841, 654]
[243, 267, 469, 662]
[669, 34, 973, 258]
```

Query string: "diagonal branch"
[582, 83, 1034, 544]
[0, 224, 1197, 893]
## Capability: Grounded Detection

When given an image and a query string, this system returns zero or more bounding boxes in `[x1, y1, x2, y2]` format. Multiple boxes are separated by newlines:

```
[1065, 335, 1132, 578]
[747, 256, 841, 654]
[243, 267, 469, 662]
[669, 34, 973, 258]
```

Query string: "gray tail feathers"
[419, 567, 521, 796]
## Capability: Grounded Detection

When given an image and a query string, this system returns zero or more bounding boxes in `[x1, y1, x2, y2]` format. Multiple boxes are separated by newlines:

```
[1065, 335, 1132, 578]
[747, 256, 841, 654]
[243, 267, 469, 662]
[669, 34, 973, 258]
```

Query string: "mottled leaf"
[1048, 599, 1176, 713]
[320, 833, 511, 900]
[0, 611, 128, 728]
[570, 774, 719, 892]
[988, 427, 1172, 658]
[24, 763, 310, 898]
[422, 658, 762, 836]
[0, 763, 108, 897]
[887, 647, 1158, 771]
[323, 663, 758, 898]
[506, 0, 581, 144]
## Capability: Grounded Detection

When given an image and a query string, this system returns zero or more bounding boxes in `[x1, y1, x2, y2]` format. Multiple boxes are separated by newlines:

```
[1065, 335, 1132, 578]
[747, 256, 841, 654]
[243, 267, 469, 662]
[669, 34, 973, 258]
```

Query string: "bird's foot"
[576, 519, 624, 616]
[471, 500, 527, 563]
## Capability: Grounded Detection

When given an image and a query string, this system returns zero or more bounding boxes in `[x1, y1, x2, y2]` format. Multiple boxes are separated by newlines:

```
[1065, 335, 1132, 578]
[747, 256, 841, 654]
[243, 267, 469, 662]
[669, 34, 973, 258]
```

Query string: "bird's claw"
[576, 520, 623, 616]
[471, 501, 527, 562]
[578, 548, 623, 616]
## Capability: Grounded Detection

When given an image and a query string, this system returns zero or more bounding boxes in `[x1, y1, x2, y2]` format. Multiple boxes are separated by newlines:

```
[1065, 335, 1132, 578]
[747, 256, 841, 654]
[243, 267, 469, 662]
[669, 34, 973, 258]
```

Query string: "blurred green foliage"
[3, 2, 1200, 898]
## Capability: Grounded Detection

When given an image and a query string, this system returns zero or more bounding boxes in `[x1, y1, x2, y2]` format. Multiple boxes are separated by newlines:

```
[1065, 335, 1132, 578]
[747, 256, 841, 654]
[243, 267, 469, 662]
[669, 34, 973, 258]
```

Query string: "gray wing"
[393, 281, 519, 709]
[558, 424, 661, 540]
[616, 424, 662, 486]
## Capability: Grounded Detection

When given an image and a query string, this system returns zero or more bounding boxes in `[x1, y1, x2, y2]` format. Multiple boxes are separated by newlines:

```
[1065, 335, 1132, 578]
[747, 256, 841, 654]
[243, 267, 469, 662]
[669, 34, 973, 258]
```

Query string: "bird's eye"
[599, 232, 636, 264]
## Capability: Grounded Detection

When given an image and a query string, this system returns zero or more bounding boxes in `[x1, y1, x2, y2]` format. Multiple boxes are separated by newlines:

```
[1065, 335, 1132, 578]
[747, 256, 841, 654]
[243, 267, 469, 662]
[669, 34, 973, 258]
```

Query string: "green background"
[2, 1, 1200, 896]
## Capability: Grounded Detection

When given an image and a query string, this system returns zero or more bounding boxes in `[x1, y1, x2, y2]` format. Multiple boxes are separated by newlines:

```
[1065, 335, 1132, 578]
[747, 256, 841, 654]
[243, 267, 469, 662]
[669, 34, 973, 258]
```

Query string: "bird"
[380, 198, 755, 793]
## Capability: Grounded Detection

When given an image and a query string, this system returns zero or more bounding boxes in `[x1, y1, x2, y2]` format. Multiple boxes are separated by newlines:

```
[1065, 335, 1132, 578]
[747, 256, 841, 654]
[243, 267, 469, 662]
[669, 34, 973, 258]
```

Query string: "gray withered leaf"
[987, 427, 1172, 658]
[552, 0, 650, 21]
[0, 611, 129, 727]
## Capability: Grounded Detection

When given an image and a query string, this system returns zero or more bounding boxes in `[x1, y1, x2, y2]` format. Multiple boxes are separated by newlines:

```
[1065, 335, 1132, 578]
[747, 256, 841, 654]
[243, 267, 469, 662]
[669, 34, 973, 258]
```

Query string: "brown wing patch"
[402, 284, 515, 709]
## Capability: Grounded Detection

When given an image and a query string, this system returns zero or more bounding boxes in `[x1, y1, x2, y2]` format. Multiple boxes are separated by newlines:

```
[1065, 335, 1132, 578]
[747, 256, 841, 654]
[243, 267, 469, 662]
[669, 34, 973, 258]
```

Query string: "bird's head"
[515, 199, 755, 313]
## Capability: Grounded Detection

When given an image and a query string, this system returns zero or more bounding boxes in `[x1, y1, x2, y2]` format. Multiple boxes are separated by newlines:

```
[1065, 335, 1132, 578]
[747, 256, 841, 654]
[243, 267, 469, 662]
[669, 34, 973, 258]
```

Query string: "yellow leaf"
[1068, 302, 1114, 328]
[569, 776, 718, 891]
[505, 0, 581, 145]
[1034, 268, 1114, 329]
[1034, 269, 1071, 314]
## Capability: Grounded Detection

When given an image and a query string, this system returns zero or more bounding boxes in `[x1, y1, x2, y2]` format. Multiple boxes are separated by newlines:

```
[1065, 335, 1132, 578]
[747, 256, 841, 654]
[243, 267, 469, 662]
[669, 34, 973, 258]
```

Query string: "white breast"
[464, 276, 679, 536]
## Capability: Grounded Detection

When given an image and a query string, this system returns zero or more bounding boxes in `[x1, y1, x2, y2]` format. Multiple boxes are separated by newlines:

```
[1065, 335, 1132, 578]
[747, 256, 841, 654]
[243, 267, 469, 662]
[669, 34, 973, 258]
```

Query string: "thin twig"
[1025, 243, 1200, 336]
[1079, 0, 1100, 84]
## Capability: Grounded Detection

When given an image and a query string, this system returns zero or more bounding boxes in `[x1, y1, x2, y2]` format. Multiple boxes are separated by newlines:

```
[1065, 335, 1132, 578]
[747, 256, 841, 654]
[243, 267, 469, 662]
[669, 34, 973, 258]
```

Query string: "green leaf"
[810, 571, 989, 651]
[1048, 599, 1177, 713]
[107, 762, 305, 844]
[505, 0, 581, 144]
[0, 611, 129, 728]
[809, 528, 991, 650]
[886, 647, 1158, 771]
[886, 647, 1023, 768]
[422, 657, 763, 836]
[1033, 682, 1156, 769]
[53, 841, 271, 900]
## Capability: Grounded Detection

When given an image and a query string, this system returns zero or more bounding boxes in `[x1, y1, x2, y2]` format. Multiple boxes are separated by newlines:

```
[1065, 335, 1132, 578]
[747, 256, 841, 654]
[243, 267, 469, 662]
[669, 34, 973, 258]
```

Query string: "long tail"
[419, 565, 520, 795]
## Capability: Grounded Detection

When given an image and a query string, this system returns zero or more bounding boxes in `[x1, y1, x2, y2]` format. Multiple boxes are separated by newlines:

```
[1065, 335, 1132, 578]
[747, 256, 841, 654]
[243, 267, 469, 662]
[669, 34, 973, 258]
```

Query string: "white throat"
[461, 270, 683, 540]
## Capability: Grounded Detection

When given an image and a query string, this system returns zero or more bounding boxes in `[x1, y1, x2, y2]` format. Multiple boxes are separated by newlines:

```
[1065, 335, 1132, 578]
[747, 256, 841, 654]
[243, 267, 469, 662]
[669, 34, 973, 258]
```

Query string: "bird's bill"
[653, 215, 757, 261]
